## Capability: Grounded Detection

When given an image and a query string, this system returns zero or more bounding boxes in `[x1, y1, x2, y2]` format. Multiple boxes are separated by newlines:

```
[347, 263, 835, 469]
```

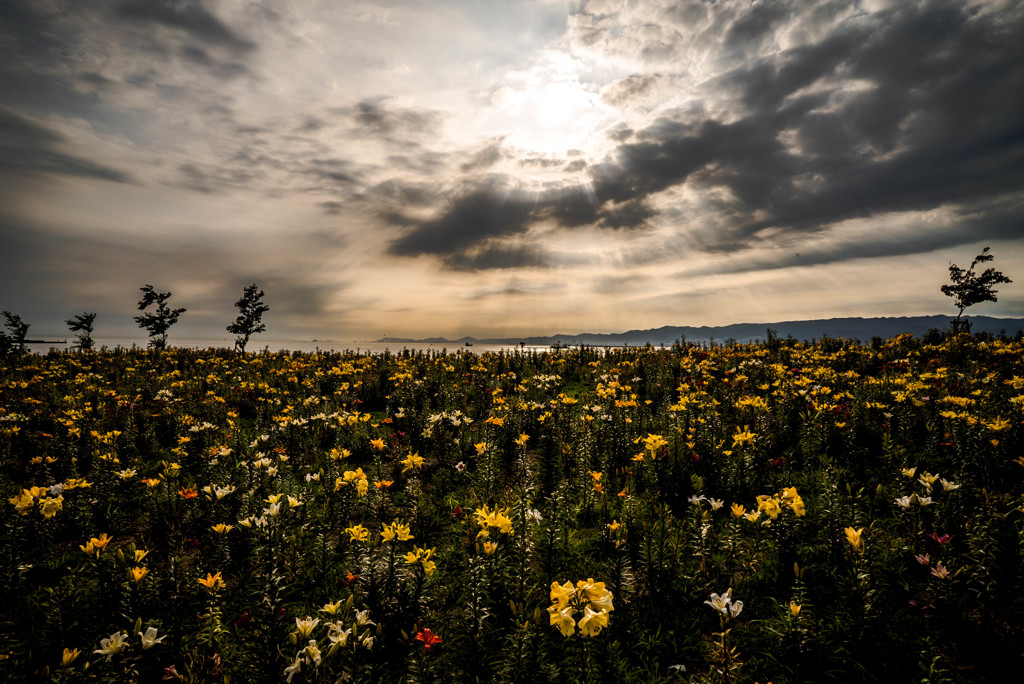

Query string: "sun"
[503, 79, 599, 154]
[483, 52, 617, 163]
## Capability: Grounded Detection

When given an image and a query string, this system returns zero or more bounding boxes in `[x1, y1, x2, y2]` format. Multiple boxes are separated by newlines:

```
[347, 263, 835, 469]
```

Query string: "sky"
[1, 0, 1022, 341]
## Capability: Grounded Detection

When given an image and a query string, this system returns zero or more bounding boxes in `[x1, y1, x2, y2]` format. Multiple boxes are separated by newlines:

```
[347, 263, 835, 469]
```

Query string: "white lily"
[138, 626, 167, 650]
[94, 631, 128, 660]
[295, 616, 320, 639]
[284, 657, 302, 683]
[704, 589, 732, 614]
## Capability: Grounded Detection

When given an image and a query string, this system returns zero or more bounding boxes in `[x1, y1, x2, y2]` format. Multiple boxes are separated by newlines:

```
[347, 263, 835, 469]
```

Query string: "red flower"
[415, 628, 443, 651]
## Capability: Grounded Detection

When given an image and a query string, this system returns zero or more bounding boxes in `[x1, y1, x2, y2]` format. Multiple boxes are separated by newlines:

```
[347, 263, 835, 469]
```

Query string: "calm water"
[27, 337, 552, 356]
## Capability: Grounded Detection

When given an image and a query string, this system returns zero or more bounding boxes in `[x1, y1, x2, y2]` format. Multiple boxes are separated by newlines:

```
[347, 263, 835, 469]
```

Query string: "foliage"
[1, 310, 30, 357]
[0, 335, 1022, 683]
[226, 284, 270, 352]
[940, 247, 1012, 333]
[65, 313, 97, 352]
[133, 285, 186, 350]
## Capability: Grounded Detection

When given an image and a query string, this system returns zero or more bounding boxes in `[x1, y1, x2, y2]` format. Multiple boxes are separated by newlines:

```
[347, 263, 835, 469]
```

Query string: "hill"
[377, 315, 1024, 346]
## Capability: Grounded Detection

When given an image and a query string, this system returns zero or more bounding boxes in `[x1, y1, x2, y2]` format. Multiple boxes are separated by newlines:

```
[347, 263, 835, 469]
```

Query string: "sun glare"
[484, 53, 615, 165]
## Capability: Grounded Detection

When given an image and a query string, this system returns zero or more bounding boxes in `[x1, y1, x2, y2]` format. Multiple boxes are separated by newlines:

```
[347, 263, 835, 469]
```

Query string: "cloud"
[114, 0, 255, 51]
[176, 161, 261, 194]
[600, 73, 675, 107]
[319, 200, 344, 215]
[338, 98, 444, 143]
[178, 44, 249, 79]
[0, 106, 134, 183]
[379, 0, 1023, 275]
[445, 241, 550, 271]
[460, 139, 505, 172]
[389, 185, 536, 258]
[517, 157, 564, 169]
[581, 0, 1024, 253]
[3, 0, 1023, 338]
[370, 179, 437, 207]
[721, 0, 795, 57]
[467, 277, 568, 300]
[676, 198, 1024, 280]
[304, 158, 359, 187]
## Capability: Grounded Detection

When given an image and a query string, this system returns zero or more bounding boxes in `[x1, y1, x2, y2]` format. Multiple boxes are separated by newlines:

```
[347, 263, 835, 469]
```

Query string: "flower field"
[2, 335, 1023, 683]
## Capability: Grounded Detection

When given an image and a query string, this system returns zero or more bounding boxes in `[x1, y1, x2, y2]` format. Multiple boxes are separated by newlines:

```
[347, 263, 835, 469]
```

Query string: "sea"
[25, 337, 553, 356]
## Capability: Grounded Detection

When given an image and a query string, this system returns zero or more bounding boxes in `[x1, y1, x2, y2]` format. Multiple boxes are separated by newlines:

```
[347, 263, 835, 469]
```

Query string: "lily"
[94, 631, 128, 660]
[138, 626, 167, 650]
[705, 589, 733, 615]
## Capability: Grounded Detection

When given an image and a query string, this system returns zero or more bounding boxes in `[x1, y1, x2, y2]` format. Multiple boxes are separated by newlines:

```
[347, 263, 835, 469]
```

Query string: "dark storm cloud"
[0, 106, 133, 183]
[677, 195, 1024, 279]
[721, 0, 792, 56]
[389, 186, 537, 257]
[389, 0, 1024, 270]
[681, 1, 1022, 248]
[386, 178, 647, 267]
[597, 198, 656, 230]
[114, 0, 255, 51]
[592, 114, 804, 209]
[386, 114, 786, 263]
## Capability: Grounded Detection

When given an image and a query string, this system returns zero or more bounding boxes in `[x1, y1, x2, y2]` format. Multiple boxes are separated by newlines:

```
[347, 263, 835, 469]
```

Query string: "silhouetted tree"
[1, 311, 29, 356]
[134, 285, 186, 350]
[66, 312, 97, 351]
[941, 247, 1012, 334]
[226, 284, 269, 352]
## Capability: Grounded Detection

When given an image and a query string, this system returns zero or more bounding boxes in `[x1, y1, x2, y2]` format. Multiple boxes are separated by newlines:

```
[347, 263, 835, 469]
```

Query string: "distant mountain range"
[377, 315, 1024, 347]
